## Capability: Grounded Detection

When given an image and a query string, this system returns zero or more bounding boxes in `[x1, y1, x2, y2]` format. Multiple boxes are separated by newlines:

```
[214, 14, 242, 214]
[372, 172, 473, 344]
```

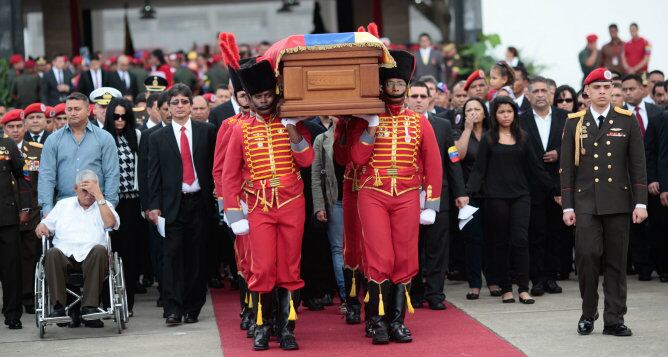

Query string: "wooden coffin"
[279, 47, 385, 117]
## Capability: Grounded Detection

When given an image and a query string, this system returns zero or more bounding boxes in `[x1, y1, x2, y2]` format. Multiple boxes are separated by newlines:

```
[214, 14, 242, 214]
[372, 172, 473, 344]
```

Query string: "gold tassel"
[405, 287, 415, 314]
[350, 274, 357, 297]
[244, 291, 249, 305]
[364, 290, 369, 303]
[574, 117, 583, 167]
[407, 87, 411, 97]
[248, 294, 253, 308]
[373, 168, 382, 187]
[275, 84, 280, 95]
[378, 290, 385, 317]
[256, 293, 263, 326]
[288, 292, 297, 321]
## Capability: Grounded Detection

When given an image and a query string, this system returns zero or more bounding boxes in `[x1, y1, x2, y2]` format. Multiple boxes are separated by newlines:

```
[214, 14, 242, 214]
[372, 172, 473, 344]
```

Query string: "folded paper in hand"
[458, 205, 479, 230]
[157, 216, 166, 238]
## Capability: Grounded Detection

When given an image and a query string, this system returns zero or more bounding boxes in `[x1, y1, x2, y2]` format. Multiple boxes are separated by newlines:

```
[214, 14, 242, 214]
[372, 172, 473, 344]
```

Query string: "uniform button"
[594, 154, 599, 158]
[594, 166, 599, 170]
[608, 165, 612, 169]
[606, 141, 611, 145]
[608, 178, 613, 182]
[607, 153, 612, 157]
[595, 178, 599, 183]
[578, 189, 581, 192]
[594, 142, 599, 147]
[624, 186, 628, 190]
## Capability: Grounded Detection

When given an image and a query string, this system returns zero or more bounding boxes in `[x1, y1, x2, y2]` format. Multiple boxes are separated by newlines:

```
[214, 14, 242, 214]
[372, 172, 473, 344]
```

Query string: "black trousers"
[413, 210, 450, 303]
[111, 196, 142, 310]
[484, 196, 531, 294]
[575, 213, 629, 325]
[206, 220, 229, 280]
[1, 224, 22, 320]
[300, 217, 334, 301]
[528, 195, 563, 284]
[629, 195, 666, 275]
[19, 226, 39, 306]
[163, 192, 207, 317]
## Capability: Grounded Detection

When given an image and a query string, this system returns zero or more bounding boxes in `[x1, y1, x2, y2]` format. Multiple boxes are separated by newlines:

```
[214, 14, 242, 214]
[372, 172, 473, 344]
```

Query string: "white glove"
[281, 118, 299, 127]
[230, 219, 250, 235]
[420, 209, 436, 225]
[354, 114, 380, 127]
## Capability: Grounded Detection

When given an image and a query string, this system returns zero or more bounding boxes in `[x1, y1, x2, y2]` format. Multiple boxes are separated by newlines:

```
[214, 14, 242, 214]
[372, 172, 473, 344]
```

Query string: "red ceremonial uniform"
[222, 114, 313, 292]
[350, 105, 443, 284]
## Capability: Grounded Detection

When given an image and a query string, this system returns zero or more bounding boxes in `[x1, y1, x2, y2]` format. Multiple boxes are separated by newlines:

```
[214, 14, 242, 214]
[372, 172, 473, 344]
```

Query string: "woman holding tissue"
[454, 98, 498, 300]
[466, 96, 557, 304]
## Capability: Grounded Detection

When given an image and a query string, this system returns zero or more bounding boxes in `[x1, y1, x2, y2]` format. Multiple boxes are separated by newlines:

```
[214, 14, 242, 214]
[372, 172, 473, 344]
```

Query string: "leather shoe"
[530, 282, 545, 296]
[545, 280, 563, 294]
[427, 300, 446, 310]
[389, 323, 412, 343]
[184, 313, 198, 323]
[84, 319, 104, 328]
[466, 292, 480, 300]
[166, 313, 182, 325]
[5, 319, 22, 329]
[603, 324, 633, 337]
[410, 295, 424, 309]
[49, 305, 66, 318]
[660, 275, 668, 283]
[577, 313, 598, 335]
[303, 298, 324, 311]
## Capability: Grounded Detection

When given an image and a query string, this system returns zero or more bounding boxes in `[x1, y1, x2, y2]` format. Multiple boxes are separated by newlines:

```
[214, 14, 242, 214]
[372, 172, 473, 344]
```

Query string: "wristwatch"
[97, 199, 107, 206]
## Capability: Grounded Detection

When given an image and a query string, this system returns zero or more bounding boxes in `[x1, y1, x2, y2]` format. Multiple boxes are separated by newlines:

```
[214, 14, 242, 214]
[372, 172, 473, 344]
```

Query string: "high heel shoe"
[466, 292, 480, 300]
[502, 293, 515, 303]
[519, 294, 535, 304]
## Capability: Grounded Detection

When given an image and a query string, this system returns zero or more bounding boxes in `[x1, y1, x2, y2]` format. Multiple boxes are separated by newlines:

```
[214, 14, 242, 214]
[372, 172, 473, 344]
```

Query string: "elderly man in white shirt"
[35, 169, 120, 327]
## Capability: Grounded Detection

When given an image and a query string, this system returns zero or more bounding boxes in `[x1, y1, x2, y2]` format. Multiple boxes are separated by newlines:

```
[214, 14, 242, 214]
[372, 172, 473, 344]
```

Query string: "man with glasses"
[350, 51, 442, 345]
[407, 81, 467, 311]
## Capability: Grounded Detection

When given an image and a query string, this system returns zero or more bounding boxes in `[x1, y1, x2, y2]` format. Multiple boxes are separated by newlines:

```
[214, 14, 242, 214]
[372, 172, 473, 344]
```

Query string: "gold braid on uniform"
[568, 110, 586, 167]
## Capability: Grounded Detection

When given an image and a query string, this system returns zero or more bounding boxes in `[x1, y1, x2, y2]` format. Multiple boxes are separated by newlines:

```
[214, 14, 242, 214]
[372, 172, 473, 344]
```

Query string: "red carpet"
[211, 287, 525, 357]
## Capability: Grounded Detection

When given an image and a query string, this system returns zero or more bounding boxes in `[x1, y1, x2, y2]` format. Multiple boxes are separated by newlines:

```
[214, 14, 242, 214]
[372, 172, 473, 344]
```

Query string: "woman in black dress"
[467, 96, 558, 304]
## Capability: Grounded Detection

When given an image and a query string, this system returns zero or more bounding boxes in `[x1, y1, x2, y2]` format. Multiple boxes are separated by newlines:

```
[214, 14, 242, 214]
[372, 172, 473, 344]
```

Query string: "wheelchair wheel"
[118, 256, 129, 326]
[34, 261, 45, 329]
[112, 253, 125, 333]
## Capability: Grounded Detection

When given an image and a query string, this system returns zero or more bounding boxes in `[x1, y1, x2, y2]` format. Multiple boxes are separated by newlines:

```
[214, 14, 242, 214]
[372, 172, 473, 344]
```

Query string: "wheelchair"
[34, 230, 129, 337]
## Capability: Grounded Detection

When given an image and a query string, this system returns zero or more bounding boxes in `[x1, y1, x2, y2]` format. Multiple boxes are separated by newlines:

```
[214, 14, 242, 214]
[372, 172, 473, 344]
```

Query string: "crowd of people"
[0, 22, 667, 351]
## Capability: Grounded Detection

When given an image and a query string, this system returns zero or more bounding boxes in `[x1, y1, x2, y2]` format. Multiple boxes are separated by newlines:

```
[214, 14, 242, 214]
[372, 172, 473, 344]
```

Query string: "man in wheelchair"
[35, 170, 120, 328]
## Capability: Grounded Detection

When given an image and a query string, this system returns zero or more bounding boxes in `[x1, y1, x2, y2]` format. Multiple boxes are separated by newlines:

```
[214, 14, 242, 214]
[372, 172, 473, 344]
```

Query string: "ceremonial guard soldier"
[561, 67, 647, 337]
[222, 57, 314, 351]
[350, 50, 443, 344]
[1, 109, 43, 315]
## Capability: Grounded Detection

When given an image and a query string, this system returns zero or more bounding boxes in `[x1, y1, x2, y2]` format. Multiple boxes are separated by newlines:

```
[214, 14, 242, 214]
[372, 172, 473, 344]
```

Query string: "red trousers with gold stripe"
[247, 196, 305, 293]
[358, 188, 420, 284]
[342, 179, 364, 272]
[234, 234, 251, 281]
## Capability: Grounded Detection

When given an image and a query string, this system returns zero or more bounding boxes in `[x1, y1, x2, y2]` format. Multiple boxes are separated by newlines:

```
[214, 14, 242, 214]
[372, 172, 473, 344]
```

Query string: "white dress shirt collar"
[532, 108, 552, 150]
[590, 105, 611, 126]
[231, 96, 240, 114]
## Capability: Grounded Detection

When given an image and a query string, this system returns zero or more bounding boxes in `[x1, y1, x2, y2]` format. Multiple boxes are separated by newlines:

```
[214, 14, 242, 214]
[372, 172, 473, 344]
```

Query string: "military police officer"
[560, 67, 648, 337]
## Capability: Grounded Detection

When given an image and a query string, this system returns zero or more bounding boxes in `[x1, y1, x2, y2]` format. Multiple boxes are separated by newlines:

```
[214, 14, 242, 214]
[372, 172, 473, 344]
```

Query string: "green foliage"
[0, 59, 11, 106]
[458, 33, 546, 78]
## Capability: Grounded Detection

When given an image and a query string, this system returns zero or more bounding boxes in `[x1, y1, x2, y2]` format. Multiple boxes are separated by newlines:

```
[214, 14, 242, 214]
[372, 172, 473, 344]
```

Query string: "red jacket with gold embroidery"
[350, 108, 443, 211]
[213, 112, 248, 198]
[222, 115, 313, 223]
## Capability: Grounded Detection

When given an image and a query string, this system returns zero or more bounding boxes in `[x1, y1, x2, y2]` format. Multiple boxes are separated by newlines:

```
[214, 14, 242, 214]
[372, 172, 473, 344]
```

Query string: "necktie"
[180, 127, 196, 185]
[57, 70, 63, 85]
[93, 71, 99, 89]
[32, 134, 39, 142]
[124, 72, 130, 88]
[634, 106, 646, 138]
[597, 115, 604, 128]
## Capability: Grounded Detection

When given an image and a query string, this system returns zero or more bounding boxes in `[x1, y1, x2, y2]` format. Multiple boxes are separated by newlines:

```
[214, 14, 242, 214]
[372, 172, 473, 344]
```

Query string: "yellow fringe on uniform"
[288, 292, 297, 321]
[256, 293, 263, 326]
[364, 290, 370, 303]
[350, 274, 357, 297]
[575, 117, 584, 167]
[405, 287, 415, 314]
[244, 292, 249, 305]
[378, 289, 385, 316]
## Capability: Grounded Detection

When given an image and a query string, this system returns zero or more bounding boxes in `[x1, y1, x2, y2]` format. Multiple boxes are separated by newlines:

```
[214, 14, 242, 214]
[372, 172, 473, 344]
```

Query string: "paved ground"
[1, 277, 666, 357]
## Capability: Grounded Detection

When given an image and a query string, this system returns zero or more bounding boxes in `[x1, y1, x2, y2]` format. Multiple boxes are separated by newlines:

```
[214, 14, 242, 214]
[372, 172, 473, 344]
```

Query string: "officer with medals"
[560, 67, 647, 337]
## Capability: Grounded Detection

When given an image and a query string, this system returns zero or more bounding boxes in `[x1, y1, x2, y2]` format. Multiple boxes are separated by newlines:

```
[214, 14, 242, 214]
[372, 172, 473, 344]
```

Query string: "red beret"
[0, 109, 24, 124]
[24, 103, 47, 116]
[72, 56, 83, 66]
[584, 67, 613, 86]
[203, 93, 217, 103]
[586, 34, 598, 43]
[464, 69, 486, 91]
[9, 54, 24, 65]
[44, 106, 57, 118]
[53, 103, 66, 116]
[24, 60, 36, 69]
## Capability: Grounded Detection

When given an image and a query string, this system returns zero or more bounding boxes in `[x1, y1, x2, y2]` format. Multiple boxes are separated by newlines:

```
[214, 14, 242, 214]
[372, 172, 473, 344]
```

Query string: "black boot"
[343, 268, 362, 324]
[368, 281, 390, 345]
[277, 288, 299, 350]
[389, 283, 413, 343]
[363, 277, 373, 337]
[238, 278, 253, 330]
[245, 292, 256, 338]
[252, 292, 272, 350]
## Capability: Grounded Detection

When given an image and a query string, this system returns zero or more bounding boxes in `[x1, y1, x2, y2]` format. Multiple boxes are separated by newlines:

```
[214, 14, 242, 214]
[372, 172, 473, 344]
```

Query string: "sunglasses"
[170, 99, 191, 106]
[410, 94, 429, 99]
[113, 113, 128, 121]
[556, 98, 574, 104]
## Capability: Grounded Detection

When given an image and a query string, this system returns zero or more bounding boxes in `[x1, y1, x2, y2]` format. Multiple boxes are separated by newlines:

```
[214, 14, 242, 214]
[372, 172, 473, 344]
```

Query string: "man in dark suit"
[513, 66, 532, 116]
[208, 98, 236, 130]
[76, 53, 112, 97]
[40, 55, 74, 106]
[413, 33, 443, 82]
[110, 55, 140, 100]
[561, 68, 647, 337]
[621, 74, 665, 281]
[519, 76, 567, 296]
[407, 81, 468, 309]
[147, 84, 216, 325]
[655, 110, 668, 282]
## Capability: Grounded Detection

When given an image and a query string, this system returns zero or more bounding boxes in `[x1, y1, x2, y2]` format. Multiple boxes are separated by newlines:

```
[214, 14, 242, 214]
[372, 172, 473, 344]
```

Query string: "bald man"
[191, 96, 211, 122]
[111, 55, 139, 100]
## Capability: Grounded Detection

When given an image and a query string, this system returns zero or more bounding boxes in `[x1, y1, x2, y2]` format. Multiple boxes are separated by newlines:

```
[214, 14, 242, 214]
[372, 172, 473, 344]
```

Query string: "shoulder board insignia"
[614, 107, 632, 116]
[28, 142, 44, 148]
[568, 110, 586, 119]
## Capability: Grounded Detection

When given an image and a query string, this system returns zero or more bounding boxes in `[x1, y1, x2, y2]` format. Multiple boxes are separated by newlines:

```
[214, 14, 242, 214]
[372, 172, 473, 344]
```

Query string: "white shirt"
[515, 94, 525, 108]
[146, 118, 159, 129]
[171, 118, 201, 192]
[30, 130, 45, 142]
[532, 108, 552, 151]
[53, 68, 64, 85]
[118, 70, 131, 88]
[16, 140, 23, 150]
[419, 47, 431, 65]
[589, 105, 611, 127]
[643, 94, 655, 105]
[41, 196, 120, 262]
[91, 69, 102, 89]
[231, 96, 241, 115]
[624, 101, 648, 129]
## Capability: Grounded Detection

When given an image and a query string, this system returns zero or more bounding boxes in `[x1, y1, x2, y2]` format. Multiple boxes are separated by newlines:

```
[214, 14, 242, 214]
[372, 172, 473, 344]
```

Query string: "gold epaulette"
[614, 106, 632, 116]
[568, 110, 586, 119]
[28, 142, 43, 148]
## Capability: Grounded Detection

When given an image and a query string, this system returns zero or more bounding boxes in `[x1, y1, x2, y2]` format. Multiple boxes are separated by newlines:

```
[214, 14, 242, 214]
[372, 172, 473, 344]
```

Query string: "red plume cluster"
[218, 32, 240, 70]
[366, 22, 379, 39]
